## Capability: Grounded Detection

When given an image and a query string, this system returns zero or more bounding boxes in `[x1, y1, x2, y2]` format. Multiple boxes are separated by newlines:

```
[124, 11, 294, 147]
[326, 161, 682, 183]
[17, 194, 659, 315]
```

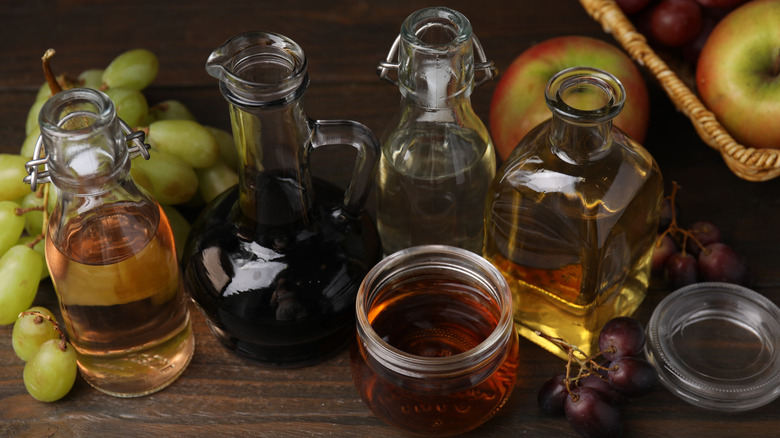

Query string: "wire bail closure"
[23, 111, 151, 192]
[376, 32, 497, 87]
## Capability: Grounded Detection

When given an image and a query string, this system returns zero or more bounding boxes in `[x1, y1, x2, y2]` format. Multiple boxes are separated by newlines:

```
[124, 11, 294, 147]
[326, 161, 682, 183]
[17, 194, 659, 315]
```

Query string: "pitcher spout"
[206, 31, 309, 107]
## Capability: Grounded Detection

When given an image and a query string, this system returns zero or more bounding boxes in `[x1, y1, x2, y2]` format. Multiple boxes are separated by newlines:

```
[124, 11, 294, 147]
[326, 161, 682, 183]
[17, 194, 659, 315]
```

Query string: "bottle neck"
[40, 88, 138, 197]
[397, 8, 475, 109]
[228, 90, 315, 226]
[544, 67, 626, 164]
[548, 115, 614, 164]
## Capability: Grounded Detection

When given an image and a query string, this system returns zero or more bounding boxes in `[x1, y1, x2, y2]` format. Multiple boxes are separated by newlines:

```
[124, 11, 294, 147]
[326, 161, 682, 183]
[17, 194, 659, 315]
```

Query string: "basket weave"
[579, 0, 780, 182]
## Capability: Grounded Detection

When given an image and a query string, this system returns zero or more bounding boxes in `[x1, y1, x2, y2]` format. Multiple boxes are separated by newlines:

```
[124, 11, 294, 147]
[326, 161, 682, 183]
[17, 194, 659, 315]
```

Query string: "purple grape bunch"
[652, 183, 748, 289]
[537, 317, 658, 438]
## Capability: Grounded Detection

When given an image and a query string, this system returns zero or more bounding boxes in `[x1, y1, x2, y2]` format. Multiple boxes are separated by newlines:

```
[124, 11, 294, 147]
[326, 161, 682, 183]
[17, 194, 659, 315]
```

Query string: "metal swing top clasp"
[376, 32, 497, 87]
[23, 112, 151, 192]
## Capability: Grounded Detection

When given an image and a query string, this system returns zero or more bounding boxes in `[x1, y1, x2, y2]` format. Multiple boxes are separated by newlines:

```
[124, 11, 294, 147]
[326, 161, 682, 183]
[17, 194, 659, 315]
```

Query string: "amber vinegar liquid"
[46, 201, 194, 397]
[351, 279, 519, 436]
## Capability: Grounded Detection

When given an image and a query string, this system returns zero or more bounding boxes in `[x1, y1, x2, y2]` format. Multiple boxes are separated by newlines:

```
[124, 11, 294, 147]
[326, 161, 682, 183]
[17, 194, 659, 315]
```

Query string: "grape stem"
[19, 311, 69, 352]
[535, 331, 617, 401]
[656, 181, 708, 256]
[42, 49, 62, 96]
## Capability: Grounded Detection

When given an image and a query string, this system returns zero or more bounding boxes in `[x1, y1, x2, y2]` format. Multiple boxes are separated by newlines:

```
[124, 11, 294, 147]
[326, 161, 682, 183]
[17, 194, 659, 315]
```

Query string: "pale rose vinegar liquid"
[46, 202, 194, 397]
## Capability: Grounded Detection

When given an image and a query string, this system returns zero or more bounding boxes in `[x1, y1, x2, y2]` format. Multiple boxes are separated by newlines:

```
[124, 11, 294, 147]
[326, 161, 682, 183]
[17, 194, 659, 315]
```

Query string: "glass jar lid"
[645, 282, 780, 411]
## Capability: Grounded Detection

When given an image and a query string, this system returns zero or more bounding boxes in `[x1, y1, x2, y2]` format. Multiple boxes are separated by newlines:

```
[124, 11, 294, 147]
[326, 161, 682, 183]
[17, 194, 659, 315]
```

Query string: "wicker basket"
[579, 0, 780, 182]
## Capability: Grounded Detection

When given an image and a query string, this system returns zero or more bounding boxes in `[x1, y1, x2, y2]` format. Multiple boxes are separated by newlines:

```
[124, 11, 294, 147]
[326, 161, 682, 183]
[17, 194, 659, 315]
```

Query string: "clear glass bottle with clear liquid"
[483, 67, 663, 359]
[26, 87, 194, 397]
[182, 31, 382, 367]
[375, 7, 497, 255]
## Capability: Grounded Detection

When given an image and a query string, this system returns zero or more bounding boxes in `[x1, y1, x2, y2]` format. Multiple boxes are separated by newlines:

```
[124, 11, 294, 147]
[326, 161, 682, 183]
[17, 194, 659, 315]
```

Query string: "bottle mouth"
[39, 87, 114, 138]
[206, 31, 309, 107]
[545, 67, 625, 124]
[401, 7, 472, 49]
[36, 87, 128, 191]
[397, 7, 476, 104]
[355, 245, 514, 388]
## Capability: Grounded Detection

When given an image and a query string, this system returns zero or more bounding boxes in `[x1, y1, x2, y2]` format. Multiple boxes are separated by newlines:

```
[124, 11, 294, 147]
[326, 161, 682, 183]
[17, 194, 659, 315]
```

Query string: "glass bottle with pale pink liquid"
[27, 87, 194, 397]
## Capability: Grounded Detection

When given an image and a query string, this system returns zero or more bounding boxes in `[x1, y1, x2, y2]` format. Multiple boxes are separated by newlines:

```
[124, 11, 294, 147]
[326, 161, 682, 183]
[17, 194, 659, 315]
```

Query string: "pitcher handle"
[310, 119, 379, 225]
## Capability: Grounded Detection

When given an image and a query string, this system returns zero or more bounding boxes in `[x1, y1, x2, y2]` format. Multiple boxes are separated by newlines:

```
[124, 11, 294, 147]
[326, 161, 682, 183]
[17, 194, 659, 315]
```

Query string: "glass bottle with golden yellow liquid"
[32, 87, 194, 397]
[483, 67, 663, 359]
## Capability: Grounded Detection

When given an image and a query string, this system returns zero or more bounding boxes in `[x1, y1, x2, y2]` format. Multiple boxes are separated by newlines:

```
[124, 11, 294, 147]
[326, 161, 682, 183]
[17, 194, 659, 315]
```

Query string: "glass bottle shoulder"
[494, 123, 662, 217]
[381, 120, 494, 178]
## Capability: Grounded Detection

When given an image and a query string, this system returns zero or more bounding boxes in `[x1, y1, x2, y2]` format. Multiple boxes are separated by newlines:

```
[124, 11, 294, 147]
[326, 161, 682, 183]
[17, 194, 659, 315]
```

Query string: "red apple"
[490, 36, 650, 160]
[696, 0, 780, 150]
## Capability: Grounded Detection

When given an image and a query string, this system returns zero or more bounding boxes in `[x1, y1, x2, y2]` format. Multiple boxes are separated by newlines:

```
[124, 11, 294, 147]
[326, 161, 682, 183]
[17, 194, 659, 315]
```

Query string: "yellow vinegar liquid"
[483, 162, 661, 359]
[46, 202, 194, 397]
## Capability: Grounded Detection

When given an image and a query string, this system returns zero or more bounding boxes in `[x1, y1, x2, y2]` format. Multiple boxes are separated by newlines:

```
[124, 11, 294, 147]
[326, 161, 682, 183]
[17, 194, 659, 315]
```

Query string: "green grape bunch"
[13, 308, 78, 402]
[1, 47, 244, 402]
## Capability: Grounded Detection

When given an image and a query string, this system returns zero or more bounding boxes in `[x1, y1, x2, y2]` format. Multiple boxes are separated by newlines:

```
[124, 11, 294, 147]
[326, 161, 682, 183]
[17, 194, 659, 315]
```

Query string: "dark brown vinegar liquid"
[183, 179, 382, 367]
[351, 279, 519, 436]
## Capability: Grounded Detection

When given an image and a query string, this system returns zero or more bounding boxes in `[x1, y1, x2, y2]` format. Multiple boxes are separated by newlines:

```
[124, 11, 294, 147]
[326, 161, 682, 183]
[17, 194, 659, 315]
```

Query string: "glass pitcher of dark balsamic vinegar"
[182, 31, 382, 367]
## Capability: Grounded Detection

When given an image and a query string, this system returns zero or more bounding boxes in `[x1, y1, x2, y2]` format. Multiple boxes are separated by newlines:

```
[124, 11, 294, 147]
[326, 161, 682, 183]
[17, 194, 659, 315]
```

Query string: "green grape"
[161, 204, 191, 261]
[205, 125, 239, 171]
[104, 87, 148, 128]
[0, 200, 26, 256]
[16, 235, 49, 280]
[130, 150, 198, 205]
[34, 82, 52, 102]
[20, 126, 42, 160]
[23, 338, 78, 402]
[20, 191, 45, 236]
[102, 48, 159, 91]
[197, 160, 239, 203]
[147, 120, 219, 169]
[0, 154, 34, 201]
[25, 98, 46, 137]
[78, 69, 105, 90]
[12, 307, 59, 361]
[143, 100, 198, 125]
[0, 245, 44, 325]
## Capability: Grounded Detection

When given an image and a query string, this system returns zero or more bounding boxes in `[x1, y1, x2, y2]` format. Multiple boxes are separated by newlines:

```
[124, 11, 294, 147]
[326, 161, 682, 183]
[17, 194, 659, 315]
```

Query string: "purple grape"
[538, 373, 569, 415]
[598, 317, 646, 361]
[685, 220, 721, 256]
[607, 356, 658, 398]
[664, 252, 699, 289]
[564, 386, 622, 438]
[578, 374, 625, 404]
[652, 234, 678, 274]
[698, 242, 748, 285]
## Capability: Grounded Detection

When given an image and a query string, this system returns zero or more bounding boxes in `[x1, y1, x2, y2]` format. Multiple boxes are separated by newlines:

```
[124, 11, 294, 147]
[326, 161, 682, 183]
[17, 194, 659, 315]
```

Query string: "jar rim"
[544, 66, 625, 124]
[356, 245, 514, 379]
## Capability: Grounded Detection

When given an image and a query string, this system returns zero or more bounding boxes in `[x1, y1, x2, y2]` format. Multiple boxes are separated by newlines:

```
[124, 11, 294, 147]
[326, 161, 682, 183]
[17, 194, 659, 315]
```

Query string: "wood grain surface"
[1, 1, 779, 437]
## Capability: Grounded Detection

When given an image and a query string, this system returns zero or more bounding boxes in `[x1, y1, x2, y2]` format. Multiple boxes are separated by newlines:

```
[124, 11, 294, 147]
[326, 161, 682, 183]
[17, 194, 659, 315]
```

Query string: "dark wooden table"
[1, 1, 779, 436]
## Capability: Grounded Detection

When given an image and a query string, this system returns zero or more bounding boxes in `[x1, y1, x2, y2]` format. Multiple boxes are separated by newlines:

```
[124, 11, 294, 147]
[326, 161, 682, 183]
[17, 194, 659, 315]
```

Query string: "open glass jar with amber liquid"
[27, 87, 194, 397]
[351, 245, 519, 436]
[483, 67, 663, 359]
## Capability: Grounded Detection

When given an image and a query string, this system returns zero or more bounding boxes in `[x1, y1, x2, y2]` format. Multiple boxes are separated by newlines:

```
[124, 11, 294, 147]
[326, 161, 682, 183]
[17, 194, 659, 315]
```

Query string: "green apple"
[490, 36, 650, 160]
[696, 0, 780, 150]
